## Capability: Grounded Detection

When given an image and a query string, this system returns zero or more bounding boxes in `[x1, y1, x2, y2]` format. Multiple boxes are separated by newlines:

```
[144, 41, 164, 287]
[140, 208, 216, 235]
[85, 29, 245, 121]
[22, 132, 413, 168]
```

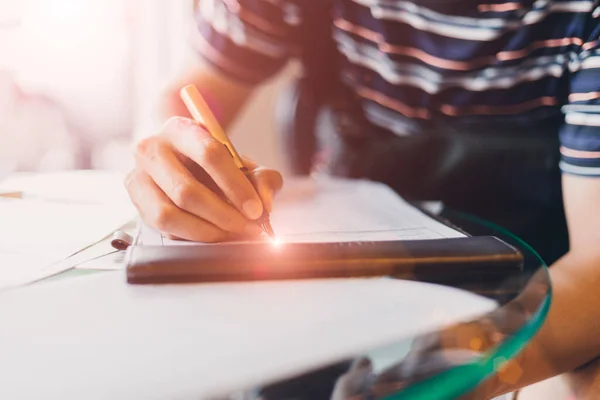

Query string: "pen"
[180, 84, 276, 239]
[0, 192, 22, 199]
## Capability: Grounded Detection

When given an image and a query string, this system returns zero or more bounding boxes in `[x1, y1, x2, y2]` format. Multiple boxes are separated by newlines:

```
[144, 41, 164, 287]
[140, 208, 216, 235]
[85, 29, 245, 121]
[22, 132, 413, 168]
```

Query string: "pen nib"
[262, 221, 276, 240]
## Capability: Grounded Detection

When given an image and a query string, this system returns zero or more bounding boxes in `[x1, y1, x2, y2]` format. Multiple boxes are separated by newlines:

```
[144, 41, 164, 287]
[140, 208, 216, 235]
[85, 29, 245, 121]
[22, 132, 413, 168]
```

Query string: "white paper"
[0, 271, 495, 399]
[0, 170, 136, 286]
[0, 170, 134, 205]
[75, 249, 126, 271]
[70, 223, 138, 271]
[151, 177, 464, 246]
[0, 163, 11, 185]
[269, 177, 464, 242]
[0, 198, 134, 288]
[0, 253, 58, 286]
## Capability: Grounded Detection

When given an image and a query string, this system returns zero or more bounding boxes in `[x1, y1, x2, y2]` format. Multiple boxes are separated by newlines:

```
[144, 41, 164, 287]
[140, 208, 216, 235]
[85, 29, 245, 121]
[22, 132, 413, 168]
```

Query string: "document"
[0, 198, 134, 289]
[0, 170, 137, 287]
[141, 176, 465, 246]
[268, 177, 464, 242]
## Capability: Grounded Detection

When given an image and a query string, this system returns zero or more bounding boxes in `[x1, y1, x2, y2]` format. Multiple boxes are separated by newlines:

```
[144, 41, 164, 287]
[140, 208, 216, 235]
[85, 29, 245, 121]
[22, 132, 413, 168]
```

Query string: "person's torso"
[300, 0, 594, 136]
[297, 1, 580, 263]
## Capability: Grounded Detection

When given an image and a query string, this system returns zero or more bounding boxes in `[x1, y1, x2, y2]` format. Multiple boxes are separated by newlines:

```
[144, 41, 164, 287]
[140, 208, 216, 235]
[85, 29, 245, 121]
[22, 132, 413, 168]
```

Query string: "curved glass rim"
[381, 211, 552, 399]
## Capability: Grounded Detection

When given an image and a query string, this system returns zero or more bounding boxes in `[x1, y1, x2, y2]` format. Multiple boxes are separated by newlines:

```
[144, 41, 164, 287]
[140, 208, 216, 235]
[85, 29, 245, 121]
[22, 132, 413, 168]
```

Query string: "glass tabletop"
[46, 208, 551, 400]
[227, 208, 552, 400]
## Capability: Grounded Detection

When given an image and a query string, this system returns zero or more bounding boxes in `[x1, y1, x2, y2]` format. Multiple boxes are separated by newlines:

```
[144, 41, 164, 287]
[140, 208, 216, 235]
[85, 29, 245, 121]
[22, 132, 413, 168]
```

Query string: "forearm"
[479, 252, 600, 398]
[159, 60, 254, 128]
[530, 254, 600, 370]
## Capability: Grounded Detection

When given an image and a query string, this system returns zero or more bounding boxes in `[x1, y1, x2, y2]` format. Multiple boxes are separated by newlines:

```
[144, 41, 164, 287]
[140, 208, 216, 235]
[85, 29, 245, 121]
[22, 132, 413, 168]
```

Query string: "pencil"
[180, 84, 275, 239]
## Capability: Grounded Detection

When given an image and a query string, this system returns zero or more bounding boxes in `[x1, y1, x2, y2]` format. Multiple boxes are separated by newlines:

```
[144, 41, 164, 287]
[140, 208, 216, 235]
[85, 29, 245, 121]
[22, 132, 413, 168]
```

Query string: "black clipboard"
[125, 223, 523, 285]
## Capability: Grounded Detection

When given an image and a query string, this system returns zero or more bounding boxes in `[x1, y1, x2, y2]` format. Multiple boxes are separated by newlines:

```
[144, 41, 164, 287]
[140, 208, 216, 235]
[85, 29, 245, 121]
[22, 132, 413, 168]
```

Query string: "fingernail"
[242, 198, 263, 220]
[245, 224, 263, 236]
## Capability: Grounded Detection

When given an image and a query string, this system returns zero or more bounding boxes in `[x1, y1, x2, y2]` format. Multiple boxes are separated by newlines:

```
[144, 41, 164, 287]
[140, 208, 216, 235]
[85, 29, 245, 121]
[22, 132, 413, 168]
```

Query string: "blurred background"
[0, 0, 291, 174]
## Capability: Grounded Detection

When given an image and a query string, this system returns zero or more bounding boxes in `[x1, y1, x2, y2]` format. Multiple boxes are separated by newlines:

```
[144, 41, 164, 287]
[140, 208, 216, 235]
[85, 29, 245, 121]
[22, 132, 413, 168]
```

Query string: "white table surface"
[0, 171, 497, 399]
[0, 271, 495, 400]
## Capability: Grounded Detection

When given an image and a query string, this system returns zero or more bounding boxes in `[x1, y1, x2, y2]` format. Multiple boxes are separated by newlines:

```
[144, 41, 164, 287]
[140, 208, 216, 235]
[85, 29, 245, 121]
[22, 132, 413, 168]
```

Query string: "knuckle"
[164, 116, 206, 135]
[164, 115, 186, 126]
[135, 137, 166, 162]
[152, 204, 175, 232]
[199, 139, 228, 166]
[163, 116, 189, 131]
[135, 137, 155, 156]
[170, 180, 194, 209]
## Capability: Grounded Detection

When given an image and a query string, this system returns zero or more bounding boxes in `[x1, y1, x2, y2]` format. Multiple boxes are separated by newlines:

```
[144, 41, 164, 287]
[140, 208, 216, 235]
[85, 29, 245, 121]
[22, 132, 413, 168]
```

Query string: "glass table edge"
[383, 276, 552, 400]
[379, 210, 553, 399]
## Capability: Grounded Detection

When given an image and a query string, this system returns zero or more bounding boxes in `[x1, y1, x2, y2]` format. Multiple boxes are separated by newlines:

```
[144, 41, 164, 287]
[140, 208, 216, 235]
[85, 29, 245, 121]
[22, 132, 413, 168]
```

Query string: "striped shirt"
[193, 0, 600, 177]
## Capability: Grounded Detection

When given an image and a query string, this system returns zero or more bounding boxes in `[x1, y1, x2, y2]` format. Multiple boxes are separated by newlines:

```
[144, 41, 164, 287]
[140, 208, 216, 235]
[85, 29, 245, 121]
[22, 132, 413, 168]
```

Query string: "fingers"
[134, 133, 262, 237]
[124, 170, 231, 242]
[331, 358, 373, 400]
[163, 117, 265, 220]
[128, 116, 284, 243]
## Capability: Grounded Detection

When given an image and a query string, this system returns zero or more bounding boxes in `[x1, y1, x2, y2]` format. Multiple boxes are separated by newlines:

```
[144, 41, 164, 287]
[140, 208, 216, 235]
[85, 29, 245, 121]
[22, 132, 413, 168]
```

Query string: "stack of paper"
[145, 176, 465, 247]
[268, 177, 464, 242]
[0, 170, 135, 289]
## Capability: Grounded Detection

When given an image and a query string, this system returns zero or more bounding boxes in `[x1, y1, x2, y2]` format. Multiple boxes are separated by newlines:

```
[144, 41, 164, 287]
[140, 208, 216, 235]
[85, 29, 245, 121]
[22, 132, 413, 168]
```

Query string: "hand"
[125, 116, 283, 242]
[332, 316, 523, 400]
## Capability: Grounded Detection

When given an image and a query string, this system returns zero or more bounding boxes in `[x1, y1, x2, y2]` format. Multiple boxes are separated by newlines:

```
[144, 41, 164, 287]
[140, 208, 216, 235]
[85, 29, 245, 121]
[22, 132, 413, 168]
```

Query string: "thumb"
[248, 167, 283, 213]
[242, 157, 283, 212]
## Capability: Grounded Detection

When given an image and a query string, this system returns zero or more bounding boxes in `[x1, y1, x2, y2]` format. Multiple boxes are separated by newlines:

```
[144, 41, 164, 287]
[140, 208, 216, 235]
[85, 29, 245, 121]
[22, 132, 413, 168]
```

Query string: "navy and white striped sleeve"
[191, 0, 300, 84]
[559, 17, 600, 177]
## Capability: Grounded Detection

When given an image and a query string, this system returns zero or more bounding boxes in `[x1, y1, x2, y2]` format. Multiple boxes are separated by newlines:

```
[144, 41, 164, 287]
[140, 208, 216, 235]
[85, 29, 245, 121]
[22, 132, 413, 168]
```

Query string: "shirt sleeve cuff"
[559, 158, 600, 176]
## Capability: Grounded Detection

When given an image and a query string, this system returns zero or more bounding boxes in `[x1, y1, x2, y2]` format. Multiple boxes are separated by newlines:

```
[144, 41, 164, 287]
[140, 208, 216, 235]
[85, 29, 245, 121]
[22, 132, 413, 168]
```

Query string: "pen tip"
[263, 222, 276, 239]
